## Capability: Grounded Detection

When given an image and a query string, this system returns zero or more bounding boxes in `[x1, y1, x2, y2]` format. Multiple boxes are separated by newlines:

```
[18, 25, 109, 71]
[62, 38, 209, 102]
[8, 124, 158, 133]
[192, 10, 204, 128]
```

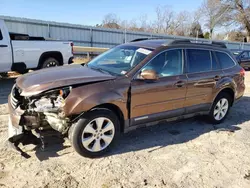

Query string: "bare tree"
[200, 0, 230, 39]
[102, 13, 121, 29]
[221, 0, 250, 41]
[171, 11, 192, 36]
[154, 6, 175, 34]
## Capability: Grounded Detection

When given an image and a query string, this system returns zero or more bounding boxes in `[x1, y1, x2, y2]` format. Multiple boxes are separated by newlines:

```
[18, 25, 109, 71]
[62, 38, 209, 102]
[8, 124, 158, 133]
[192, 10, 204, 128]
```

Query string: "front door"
[130, 49, 187, 125]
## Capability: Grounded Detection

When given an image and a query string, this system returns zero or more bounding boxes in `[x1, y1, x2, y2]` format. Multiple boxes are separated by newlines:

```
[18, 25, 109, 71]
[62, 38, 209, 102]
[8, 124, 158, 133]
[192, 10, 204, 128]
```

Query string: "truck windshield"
[87, 45, 152, 75]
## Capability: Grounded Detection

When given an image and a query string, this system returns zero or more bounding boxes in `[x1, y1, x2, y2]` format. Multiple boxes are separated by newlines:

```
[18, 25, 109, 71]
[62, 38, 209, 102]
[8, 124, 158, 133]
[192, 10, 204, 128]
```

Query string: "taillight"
[70, 42, 74, 54]
[240, 68, 245, 77]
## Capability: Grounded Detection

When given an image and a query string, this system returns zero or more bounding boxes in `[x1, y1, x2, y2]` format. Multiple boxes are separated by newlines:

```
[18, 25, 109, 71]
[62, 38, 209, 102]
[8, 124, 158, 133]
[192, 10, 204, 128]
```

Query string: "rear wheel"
[41, 57, 60, 68]
[69, 109, 120, 158]
[208, 92, 232, 124]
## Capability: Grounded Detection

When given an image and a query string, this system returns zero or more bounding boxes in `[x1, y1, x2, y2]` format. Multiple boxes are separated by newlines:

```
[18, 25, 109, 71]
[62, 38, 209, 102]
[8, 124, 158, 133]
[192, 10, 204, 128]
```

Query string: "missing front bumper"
[8, 117, 41, 158]
[8, 117, 23, 139]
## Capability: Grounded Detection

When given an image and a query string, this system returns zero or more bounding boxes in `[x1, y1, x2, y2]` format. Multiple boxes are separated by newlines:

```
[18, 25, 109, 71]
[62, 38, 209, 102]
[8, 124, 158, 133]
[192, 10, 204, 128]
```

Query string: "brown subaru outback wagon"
[8, 39, 245, 157]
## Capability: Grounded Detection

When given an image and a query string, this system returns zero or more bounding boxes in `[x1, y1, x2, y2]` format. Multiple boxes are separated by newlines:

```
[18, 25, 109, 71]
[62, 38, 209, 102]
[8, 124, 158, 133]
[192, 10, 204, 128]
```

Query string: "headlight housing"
[33, 87, 71, 112]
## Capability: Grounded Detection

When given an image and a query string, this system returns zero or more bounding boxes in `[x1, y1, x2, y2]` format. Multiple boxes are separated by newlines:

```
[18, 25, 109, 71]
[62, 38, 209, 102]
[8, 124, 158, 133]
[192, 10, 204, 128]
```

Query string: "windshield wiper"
[89, 66, 112, 75]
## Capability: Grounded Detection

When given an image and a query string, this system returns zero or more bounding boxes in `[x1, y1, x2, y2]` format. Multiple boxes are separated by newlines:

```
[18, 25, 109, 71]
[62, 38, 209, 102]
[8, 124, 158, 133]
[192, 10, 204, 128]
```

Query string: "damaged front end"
[8, 85, 72, 157]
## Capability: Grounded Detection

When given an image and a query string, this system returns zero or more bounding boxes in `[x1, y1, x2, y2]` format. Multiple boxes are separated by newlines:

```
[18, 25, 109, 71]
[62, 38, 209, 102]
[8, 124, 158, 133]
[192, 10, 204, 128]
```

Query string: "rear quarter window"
[215, 52, 236, 69]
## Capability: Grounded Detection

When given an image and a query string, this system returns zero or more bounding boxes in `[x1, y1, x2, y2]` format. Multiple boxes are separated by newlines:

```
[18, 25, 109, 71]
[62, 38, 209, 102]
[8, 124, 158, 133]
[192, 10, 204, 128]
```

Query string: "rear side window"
[0, 30, 2, 40]
[215, 52, 236, 69]
[187, 49, 211, 73]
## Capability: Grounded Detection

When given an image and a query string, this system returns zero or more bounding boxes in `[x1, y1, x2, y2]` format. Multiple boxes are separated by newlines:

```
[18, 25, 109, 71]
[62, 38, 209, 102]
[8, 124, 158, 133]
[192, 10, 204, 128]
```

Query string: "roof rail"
[130, 37, 168, 42]
[169, 39, 227, 48]
[130, 38, 151, 42]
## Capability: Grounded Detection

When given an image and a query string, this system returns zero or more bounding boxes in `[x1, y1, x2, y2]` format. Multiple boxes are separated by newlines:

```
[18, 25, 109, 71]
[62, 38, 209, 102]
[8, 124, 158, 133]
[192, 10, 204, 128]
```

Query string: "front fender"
[63, 80, 129, 119]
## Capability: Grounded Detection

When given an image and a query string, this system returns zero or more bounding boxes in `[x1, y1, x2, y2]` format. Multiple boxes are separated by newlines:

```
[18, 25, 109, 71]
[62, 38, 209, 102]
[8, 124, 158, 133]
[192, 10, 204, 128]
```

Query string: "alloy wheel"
[81, 117, 115, 152]
[213, 98, 229, 121]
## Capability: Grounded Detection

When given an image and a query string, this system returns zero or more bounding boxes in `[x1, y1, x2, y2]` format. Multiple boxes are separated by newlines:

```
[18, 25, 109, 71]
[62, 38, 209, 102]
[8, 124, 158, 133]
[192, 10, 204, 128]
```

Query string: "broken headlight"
[33, 87, 71, 112]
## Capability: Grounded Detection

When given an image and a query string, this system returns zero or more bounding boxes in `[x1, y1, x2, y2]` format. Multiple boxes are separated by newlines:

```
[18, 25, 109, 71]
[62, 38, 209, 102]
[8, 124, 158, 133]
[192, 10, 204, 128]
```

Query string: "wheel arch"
[90, 103, 125, 133]
[213, 87, 235, 107]
[38, 51, 63, 68]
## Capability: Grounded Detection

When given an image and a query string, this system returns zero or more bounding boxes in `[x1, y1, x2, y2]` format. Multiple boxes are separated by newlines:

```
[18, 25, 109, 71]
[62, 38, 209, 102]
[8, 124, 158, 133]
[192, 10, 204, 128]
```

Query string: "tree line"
[96, 0, 250, 42]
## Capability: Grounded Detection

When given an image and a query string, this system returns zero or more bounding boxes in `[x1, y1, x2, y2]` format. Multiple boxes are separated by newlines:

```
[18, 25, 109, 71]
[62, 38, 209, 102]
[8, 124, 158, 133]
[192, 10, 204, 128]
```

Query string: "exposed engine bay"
[21, 87, 72, 133]
[28, 89, 70, 133]
[8, 86, 73, 157]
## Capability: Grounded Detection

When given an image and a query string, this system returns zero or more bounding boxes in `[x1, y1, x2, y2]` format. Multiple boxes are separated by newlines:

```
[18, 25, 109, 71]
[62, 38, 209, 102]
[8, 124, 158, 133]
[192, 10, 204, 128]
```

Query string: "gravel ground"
[1, 74, 250, 188]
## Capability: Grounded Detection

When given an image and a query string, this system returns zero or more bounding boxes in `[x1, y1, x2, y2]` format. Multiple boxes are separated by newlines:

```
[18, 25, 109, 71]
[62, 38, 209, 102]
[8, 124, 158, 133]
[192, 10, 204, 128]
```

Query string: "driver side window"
[142, 49, 183, 77]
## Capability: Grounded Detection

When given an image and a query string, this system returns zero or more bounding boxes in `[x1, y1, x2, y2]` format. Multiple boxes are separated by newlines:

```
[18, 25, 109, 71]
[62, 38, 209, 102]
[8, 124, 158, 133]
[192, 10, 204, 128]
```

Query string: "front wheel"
[208, 92, 232, 124]
[69, 109, 120, 158]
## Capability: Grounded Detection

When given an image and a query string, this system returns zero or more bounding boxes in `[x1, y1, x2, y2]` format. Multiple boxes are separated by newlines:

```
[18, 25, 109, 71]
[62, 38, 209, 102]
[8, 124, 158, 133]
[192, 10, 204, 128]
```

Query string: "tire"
[41, 57, 60, 68]
[0, 72, 8, 78]
[208, 92, 232, 124]
[69, 109, 120, 158]
[17, 69, 29, 74]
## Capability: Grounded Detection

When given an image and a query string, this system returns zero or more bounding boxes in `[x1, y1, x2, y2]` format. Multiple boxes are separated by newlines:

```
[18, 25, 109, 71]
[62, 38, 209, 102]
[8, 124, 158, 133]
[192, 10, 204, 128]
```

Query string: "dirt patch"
[0, 73, 250, 187]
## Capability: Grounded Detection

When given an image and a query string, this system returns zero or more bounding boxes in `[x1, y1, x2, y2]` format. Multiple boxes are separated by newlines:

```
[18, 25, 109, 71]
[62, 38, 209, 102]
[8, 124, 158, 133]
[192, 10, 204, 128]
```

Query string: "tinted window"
[241, 51, 250, 58]
[0, 30, 2, 40]
[212, 52, 219, 70]
[215, 52, 236, 69]
[187, 49, 211, 73]
[142, 49, 183, 77]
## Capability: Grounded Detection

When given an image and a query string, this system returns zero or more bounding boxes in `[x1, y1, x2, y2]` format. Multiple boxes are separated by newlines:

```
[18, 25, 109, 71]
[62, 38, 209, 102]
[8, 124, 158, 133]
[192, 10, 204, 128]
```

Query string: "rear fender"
[211, 76, 236, 104]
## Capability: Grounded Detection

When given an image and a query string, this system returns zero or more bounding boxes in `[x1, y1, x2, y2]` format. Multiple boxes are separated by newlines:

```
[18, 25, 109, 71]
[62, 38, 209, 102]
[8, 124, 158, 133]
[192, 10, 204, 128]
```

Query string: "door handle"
[214, 75, 221, 81]
[0, 45, 8, 47]
[175, 81, 185, 87]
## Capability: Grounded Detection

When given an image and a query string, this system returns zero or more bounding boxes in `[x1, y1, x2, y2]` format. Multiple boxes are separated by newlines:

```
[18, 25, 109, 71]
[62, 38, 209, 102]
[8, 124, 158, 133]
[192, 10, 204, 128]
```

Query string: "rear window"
[0, 30, 2, 40]
[187, 49, 211, 73]
[215, 52, 236, 69]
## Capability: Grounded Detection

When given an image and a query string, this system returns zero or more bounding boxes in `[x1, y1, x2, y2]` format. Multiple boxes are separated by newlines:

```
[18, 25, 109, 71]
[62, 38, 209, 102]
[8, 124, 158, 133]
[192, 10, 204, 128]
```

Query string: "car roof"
[127, 39, 228, 51]
[129, 39, 167, 49]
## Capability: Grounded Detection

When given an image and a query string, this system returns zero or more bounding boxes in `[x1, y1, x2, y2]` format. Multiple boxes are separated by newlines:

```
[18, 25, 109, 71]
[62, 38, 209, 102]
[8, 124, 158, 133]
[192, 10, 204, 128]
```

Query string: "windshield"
[86, 45, 152, 75]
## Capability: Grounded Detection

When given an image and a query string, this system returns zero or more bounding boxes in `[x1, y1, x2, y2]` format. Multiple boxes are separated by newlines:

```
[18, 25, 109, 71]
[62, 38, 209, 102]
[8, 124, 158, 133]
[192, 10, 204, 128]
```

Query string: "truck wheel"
[208, 92, 232, 124]
[69, 109, 120, 158]
[0, 72, 8, 78]
[17, 69, 29, 74]
[41, 58, 60, 68]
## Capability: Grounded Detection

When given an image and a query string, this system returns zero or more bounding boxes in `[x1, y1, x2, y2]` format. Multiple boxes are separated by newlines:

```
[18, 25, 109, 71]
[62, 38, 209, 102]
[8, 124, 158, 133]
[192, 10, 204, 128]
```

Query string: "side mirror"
[140, 69, 158, 80]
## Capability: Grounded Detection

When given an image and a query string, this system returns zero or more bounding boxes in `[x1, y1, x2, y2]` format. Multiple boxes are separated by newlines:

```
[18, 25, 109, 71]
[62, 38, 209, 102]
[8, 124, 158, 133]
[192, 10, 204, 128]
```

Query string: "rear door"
[0, 20, 12, 72]
[185, 49, 223, 113]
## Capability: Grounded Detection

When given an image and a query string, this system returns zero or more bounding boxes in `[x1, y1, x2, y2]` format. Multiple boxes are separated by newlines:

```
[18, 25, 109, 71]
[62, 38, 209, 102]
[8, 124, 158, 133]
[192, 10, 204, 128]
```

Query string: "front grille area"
[10, 85, 22, 109]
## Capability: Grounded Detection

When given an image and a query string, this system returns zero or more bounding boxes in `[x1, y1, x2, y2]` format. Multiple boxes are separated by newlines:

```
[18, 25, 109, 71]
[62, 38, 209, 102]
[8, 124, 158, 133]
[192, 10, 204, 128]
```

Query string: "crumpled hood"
[16, 64, 115, 96]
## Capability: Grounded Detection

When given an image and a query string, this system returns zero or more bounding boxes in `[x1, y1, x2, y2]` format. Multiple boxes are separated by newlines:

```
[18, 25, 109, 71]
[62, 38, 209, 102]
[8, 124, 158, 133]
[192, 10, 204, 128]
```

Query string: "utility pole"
[124, 21, 127, 43]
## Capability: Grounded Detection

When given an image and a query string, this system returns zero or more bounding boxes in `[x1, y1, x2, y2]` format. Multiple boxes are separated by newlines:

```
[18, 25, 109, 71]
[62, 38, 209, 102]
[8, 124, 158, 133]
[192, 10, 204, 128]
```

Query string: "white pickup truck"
[0, 20, 74, 74]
